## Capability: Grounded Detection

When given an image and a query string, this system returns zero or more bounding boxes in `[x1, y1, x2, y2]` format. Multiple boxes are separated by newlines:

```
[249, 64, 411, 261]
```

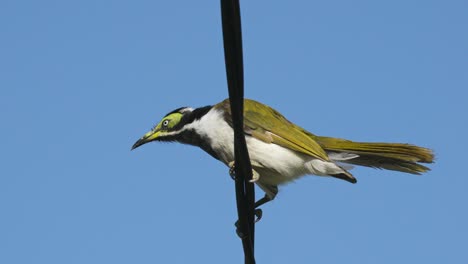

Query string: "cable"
[220, 0, 256, 263]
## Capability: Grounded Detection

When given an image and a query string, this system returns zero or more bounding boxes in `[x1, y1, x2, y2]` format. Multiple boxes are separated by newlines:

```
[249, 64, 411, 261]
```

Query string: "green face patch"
[153, 112, 183, 131]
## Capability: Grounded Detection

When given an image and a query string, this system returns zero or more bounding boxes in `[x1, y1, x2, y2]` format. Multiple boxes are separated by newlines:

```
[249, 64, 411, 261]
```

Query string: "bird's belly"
[246, 136, 309, 185]
[212, 134, 309, 186]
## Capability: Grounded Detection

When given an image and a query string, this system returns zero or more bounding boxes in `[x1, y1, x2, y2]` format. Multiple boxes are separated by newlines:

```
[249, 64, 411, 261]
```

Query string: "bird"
[132, 98, 434, 207]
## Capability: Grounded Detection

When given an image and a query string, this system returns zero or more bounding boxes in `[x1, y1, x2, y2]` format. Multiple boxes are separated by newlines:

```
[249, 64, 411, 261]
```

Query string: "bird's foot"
[235, 209, 263, 238]
[249, 170, 260, 183]
[228, 161, 236, 180]
[228, 161, 261, 182]
[254, 208, 263, 222]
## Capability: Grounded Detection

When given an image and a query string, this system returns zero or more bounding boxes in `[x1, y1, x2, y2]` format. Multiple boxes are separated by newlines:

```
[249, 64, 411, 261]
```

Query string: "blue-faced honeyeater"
[132, 99, 434, 207]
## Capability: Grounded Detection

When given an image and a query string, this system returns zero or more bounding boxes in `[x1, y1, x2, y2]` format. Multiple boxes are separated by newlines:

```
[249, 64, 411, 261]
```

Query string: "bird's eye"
[162, 120, 170, 128]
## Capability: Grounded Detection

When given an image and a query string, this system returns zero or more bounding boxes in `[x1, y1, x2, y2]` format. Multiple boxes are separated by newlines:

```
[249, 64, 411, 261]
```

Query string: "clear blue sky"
[1, 1, 467, 263]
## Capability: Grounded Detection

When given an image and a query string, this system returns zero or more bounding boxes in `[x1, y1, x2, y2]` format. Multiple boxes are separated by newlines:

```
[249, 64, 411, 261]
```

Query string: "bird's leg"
[228, 161, 261, 182]
[251, 185, 278, 222]
[234, 190, 278, 238]
[250, 193, 276, 223]
[229, 160, 265, 238]
[255, 195, 272, 209]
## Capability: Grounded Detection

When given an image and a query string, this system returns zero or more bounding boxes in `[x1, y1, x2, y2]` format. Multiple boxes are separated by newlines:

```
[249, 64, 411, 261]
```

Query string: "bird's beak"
[131, 130, 160, 150]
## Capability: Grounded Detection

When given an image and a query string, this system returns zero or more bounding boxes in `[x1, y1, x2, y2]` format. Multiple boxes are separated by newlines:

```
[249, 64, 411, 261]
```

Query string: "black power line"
[220, 0, 256, 263]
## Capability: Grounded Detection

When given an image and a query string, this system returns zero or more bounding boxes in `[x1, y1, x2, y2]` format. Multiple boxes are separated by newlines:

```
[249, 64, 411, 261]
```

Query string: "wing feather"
[218, 99, 329, 161]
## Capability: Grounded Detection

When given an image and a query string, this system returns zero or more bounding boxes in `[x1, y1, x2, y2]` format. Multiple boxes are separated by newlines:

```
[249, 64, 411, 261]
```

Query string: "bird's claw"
[234, 209, 263, 238]
[254, 208, 263, 222]
[228, 161, 236, 180]
[228, 161, 260, 182]
[250, 170, 260, 183]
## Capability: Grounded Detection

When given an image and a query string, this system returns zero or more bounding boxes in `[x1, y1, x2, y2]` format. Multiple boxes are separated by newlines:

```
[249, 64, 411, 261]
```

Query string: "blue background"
[1, 1, 467, 263]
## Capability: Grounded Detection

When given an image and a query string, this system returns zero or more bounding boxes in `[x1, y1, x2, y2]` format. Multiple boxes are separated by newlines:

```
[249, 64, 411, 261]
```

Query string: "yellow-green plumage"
[219, 98, 434, 177]
[219, 99, 330, 161]
[314, 136, 433, 174]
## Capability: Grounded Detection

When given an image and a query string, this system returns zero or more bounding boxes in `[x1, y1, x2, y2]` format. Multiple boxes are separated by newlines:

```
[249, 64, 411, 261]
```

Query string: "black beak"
[131, 137, 147, 150]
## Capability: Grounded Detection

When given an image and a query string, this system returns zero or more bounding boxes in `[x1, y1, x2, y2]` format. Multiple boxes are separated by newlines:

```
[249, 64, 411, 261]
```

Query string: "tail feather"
[316, 136, 434, 175]
[341, 154, 431, 174]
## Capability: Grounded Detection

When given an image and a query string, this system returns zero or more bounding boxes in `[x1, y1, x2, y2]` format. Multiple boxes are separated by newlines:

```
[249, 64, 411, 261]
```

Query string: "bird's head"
[131, 107, 194, 150]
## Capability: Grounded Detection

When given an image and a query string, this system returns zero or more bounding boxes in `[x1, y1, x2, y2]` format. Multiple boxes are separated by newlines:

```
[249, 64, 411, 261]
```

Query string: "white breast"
[189, 108, 312, 186]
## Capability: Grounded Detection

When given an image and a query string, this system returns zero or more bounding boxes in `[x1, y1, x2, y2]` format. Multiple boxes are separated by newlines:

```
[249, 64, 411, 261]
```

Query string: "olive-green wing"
[218, 99, 329, 161]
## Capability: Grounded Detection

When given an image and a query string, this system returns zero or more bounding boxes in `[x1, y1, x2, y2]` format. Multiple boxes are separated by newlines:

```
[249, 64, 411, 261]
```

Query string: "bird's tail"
[315, 136, 434, 174]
